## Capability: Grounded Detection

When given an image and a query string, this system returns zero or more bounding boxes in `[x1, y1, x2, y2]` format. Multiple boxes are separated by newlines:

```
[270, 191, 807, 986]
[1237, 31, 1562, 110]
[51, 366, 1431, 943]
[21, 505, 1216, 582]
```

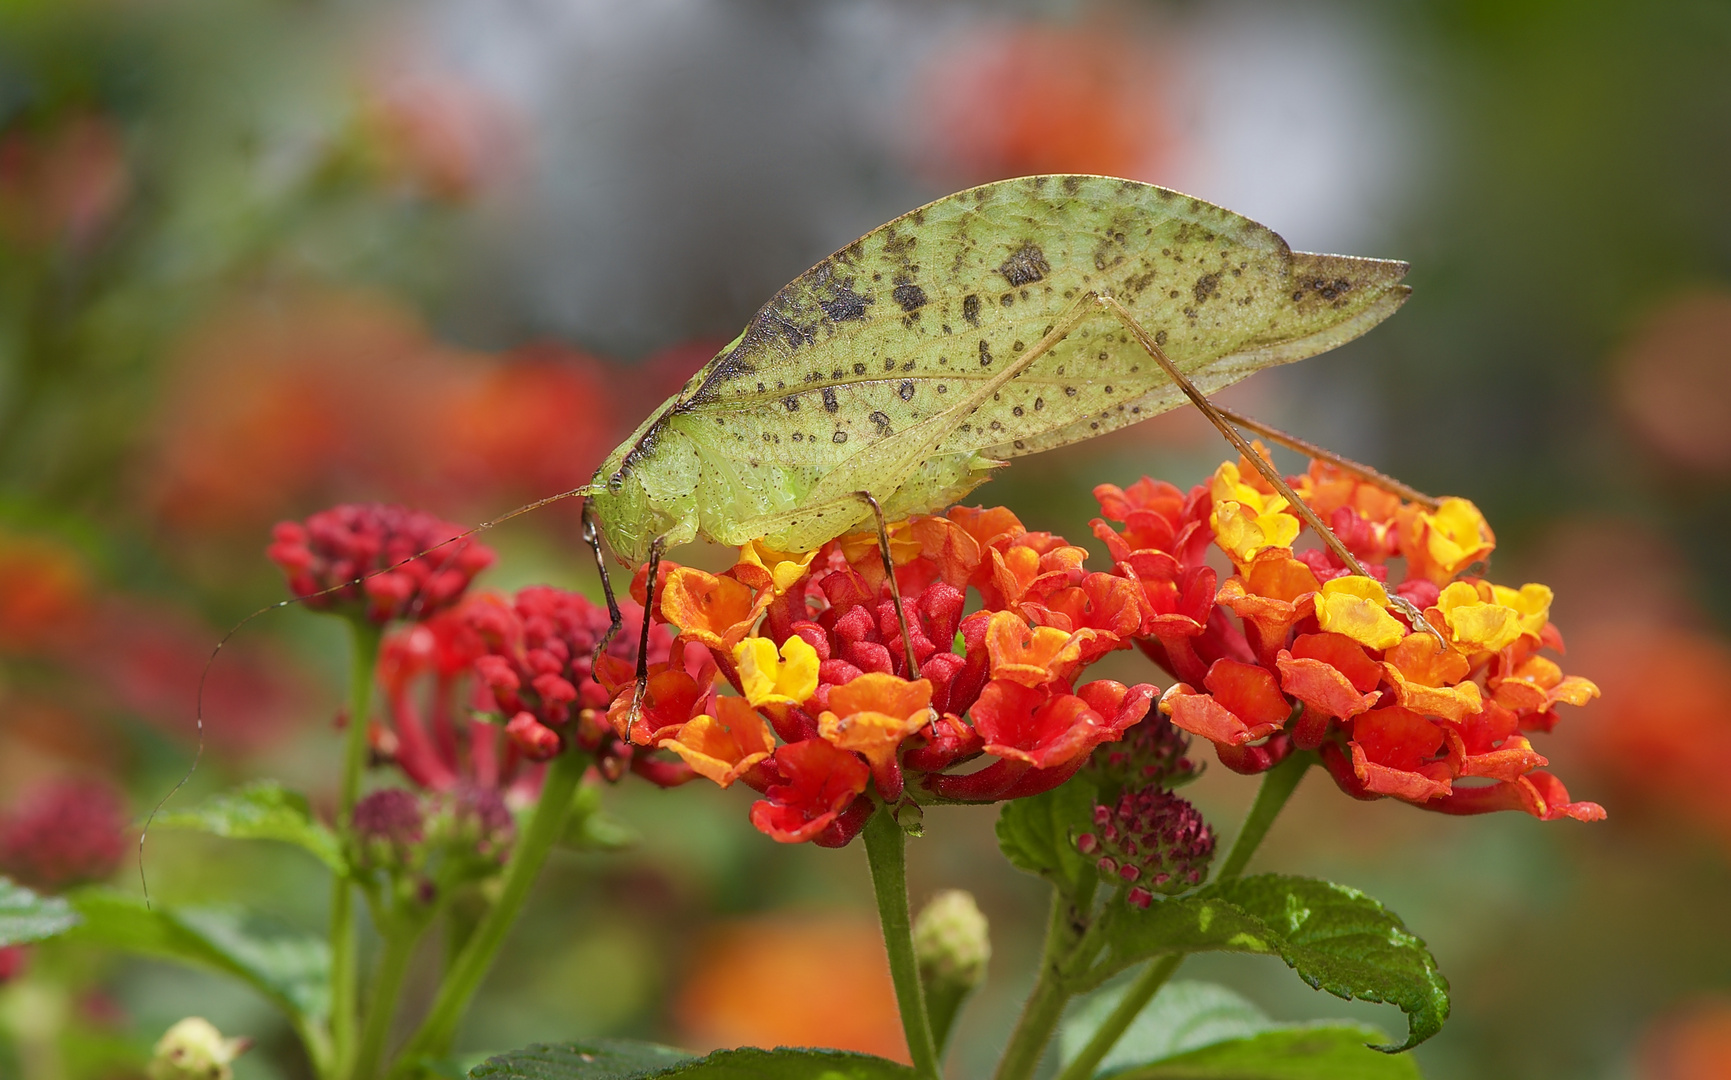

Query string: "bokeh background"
[2, 0, 1729, 1077]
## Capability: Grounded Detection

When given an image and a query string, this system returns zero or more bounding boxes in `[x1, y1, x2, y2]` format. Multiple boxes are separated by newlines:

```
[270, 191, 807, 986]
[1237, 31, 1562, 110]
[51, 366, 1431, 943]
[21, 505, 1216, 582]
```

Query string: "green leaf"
[151, 781, 346, 873]
[469, 1041, 915, 1080]
[0, 877, 80, 945]
[1062, 980, 1279, 1074]
[62, 889, 329, 1026]
[1095, 876, 1448, 1051]
[1112, 1026, 1424, 1079]
[996, 777, 1098, 896]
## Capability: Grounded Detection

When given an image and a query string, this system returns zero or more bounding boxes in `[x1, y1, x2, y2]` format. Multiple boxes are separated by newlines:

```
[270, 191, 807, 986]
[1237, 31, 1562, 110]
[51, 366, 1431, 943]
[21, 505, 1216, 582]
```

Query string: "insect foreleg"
[856, 492, 919, 681]
[630, 536, 666, 724]
[582, 499, 626, 674]
[1094, 293, 1447, 646]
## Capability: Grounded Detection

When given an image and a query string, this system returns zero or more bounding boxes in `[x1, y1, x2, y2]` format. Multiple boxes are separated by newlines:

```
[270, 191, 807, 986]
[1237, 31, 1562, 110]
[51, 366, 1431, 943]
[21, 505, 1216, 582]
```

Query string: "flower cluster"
[376, 584, 686, 801]
[1093, 452, 1604, 821]
[1077, 786, 1215, 908]
[0, 779, 128, 893]
[616, 509, 1159, 846]
[267, 503, 494, 624]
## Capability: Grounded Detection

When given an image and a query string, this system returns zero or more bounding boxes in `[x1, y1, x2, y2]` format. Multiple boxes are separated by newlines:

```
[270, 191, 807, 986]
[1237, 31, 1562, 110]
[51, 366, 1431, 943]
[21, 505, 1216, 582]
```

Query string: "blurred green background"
[2, 0, 1728, 1077]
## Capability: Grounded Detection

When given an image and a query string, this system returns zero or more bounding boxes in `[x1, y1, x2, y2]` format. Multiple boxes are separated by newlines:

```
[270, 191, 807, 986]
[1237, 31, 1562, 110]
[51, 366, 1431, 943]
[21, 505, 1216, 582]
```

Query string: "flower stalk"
[329, 617, 382, 1078]
[863, 805, 942, 1080]
[392, 739, 587, 1069]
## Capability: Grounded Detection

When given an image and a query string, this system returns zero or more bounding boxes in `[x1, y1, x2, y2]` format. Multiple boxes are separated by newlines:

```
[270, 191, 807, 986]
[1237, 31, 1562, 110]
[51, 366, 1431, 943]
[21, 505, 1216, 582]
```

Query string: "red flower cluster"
[1094, 453, 1604, 822]
[616, 509, 1159, 846]
[268, 504, 494, 624]
[375, 585, 685, 799]
[0, 779, 128, 893]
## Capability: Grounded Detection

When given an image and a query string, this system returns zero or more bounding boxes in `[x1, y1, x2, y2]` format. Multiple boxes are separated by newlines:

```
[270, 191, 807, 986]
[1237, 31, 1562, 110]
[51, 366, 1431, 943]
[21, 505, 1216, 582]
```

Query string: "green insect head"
[583, 407, 702, 566]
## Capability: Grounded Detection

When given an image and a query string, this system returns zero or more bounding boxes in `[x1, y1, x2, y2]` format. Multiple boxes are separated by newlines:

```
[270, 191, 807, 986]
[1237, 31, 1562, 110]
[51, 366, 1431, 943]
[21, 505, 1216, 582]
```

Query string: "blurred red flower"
[0, 778, 128, 894]
[1612, 290, 1731, 474]
[1638, 997, 1731, 1080]
[913, 19, 1174, 185]
[0, 111, 129, 250]
[267, 503, 494, 624]
[0, 529, 93, 653]
[674, 915, 906, 1061]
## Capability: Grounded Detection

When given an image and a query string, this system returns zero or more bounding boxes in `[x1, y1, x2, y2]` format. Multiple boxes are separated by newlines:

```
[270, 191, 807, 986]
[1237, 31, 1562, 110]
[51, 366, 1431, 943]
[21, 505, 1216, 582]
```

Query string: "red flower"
[749, 739, 872, 844]
[0, 779, 127, 894]
[268, 504, 494, 624]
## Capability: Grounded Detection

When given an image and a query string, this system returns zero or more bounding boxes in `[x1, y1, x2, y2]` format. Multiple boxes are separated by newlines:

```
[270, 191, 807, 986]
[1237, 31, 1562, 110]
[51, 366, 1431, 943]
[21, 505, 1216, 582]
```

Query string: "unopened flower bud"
[351, 788, 425, 873]
[0, 779, 127, 893]
[1086, 711, 1199, 797]
[146, 1017, 250, 1080]
[912, 889, 990, 1053]
[1076, 785, 1214, 903]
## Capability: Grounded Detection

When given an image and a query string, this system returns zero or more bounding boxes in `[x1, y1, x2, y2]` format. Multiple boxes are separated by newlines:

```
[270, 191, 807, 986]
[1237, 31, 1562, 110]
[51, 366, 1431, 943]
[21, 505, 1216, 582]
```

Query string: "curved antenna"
[137, 483, 595, 907]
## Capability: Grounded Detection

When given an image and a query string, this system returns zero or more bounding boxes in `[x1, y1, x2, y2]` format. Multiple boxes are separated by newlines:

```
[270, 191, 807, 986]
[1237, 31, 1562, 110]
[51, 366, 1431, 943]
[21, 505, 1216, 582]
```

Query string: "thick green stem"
[350, 916, 423, 1080]
[994, 896, 1079, 1080]
[863, 807, 941, 1080]
[1215, 750, 1314, 884]
[390, 742, 587, 1069]
[1052, 954, 1183, 1080]
[329, 619, 382, 1079]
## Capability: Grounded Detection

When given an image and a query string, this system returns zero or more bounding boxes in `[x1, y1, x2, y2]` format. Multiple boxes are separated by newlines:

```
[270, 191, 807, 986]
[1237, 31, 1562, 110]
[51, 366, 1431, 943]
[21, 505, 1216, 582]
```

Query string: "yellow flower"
[734, 635, 820, 708]
[735, 540, 820, 595]
[1401, 497, 1496, 584]
[1315, 576, 1407, 650]
[1434, 580, 1523, 652]
[1491, 582, 1552, 639]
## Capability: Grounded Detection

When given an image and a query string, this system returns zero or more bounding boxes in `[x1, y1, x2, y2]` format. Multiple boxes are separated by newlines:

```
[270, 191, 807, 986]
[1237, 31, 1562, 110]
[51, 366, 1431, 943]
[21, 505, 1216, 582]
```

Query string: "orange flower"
[984, 610, 1094, 688]
[661, 566, 761, 654]
[660, 697, 775, 788]
[1163, 659, 1292, 749]
[1398, 497, 1496, 585]
[818, 674, 935, 797]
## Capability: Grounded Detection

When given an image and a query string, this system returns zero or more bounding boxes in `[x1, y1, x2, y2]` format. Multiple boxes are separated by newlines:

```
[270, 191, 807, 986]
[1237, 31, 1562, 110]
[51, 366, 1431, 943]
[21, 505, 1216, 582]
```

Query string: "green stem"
[1215, 750, 1314, 884]
[863, 806, 941, 1080]
[993, 896, 1079, 1080]
[329, 619, 382, 1079]
[1055, 752, 1318, 1080]
[1052, 954, 1183, 1080]
[390, 742, 587, 1069]
[350, 915, 424, 1080]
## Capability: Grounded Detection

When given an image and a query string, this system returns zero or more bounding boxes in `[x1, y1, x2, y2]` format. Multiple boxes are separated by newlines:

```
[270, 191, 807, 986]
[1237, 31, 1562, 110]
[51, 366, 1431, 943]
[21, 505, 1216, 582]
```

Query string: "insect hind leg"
[1093, 293, 1445, 644]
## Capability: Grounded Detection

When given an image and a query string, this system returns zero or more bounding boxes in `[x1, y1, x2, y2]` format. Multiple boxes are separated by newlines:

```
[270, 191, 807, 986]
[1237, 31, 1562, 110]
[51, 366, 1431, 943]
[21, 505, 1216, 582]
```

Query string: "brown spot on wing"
[999, 243, 1050, 286]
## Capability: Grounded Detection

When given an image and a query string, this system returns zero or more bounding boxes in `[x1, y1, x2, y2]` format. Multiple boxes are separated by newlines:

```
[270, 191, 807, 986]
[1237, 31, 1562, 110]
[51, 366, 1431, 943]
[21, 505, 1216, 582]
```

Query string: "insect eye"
[608, 474, 625, 493]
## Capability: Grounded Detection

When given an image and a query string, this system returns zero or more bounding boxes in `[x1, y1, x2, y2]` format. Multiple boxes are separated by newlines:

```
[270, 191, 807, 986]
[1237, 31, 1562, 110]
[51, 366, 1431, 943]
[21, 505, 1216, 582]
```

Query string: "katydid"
[574, 174, 1415, 692]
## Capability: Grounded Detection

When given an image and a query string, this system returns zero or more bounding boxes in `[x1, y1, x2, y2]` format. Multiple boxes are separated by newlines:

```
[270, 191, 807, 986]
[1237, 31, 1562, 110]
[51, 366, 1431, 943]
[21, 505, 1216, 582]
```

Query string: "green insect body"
[583, 174, 1409, 564]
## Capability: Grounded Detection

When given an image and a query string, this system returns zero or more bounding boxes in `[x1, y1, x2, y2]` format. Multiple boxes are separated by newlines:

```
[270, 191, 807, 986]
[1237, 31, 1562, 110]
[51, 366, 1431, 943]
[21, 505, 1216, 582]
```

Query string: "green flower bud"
[146, 1017, 250, 1080]
[912, 889, 990, 1054]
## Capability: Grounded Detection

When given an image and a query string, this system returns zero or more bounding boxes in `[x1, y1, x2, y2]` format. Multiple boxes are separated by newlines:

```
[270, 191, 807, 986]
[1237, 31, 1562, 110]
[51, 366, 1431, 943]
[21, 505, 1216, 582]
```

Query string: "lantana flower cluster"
[267, 503, 495, 624]
[1095, 451, 1604, 821]
[613, 508, 1161, 846]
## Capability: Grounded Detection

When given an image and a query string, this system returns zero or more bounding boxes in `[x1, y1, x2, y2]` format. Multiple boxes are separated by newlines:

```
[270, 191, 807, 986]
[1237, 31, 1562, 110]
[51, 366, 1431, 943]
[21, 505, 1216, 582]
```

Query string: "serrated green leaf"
[63, 889, 329, 1026]
[1112, 1026, 1423, 1079]
[469, 1041, 916, 1080]
[996, 777, 1098, 896]
[1094, 876, 1448, 1052]
[151, 781, 346, 873]
[0, 877, 79, 945]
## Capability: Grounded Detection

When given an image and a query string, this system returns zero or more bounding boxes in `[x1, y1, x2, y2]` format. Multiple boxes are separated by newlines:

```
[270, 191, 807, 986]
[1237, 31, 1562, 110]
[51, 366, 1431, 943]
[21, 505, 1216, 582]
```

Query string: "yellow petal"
[1435, 580, 1524, 652]
[1315, 576, 1406, 650]
[733, 635, 820, 707]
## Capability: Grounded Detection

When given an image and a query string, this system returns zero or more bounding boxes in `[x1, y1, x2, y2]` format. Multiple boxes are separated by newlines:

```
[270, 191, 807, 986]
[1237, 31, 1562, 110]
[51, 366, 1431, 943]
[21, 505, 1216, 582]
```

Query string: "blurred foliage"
[0, 1, 1727, 1079]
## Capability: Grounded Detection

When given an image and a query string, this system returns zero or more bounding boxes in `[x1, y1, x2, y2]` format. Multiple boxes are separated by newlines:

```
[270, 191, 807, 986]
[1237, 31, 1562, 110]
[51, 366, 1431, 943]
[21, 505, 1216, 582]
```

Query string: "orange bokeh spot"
[674, 915, 906, 1061]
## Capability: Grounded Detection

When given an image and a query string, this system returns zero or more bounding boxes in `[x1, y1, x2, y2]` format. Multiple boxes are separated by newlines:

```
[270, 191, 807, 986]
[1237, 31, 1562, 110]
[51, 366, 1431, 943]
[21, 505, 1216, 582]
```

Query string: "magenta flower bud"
[1075, 785, 1215, 904]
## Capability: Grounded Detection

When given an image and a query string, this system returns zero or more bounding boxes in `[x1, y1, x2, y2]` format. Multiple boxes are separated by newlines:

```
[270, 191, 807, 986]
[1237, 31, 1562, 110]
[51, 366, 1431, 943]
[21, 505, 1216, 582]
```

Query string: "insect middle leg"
[582, 499, 626, 671]
[1093, 293, 1446, 643]
[855, 491, 920, 680]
